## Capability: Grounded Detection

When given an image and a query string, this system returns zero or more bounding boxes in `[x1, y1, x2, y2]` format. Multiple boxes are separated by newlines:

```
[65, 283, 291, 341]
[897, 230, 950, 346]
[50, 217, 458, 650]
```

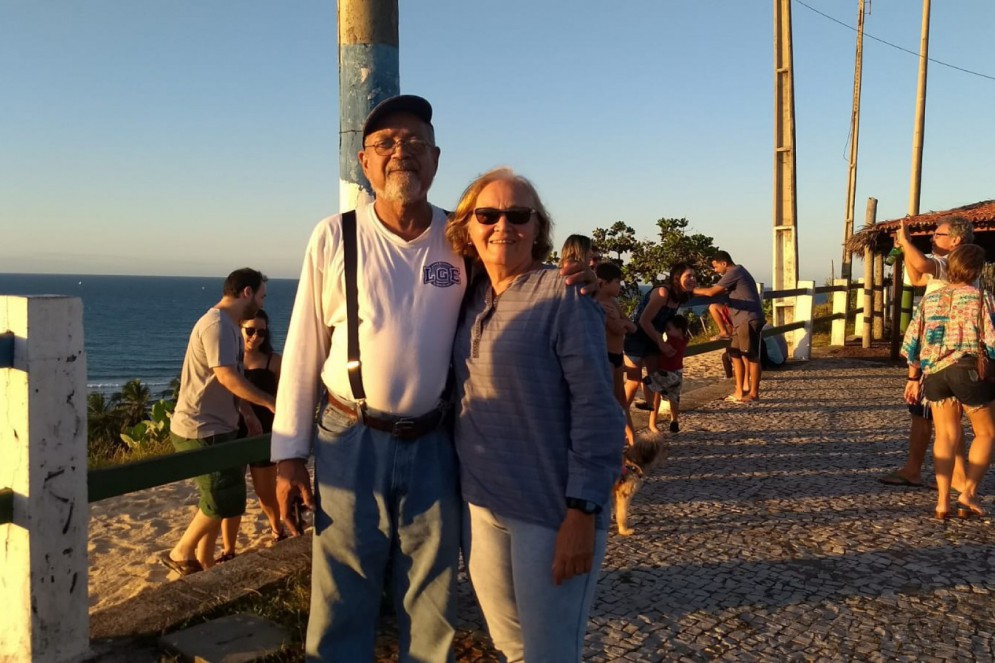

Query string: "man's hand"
[276, 458, 314, 536]
[897, 218, 912, 248]
[560, 260, 598, 296]
[552, 509, 596, 585]
[242, 409, 263, 437]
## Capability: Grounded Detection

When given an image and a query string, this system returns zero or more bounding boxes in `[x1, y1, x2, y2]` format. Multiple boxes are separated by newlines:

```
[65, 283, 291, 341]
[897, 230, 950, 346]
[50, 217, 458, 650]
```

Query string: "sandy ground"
[88, 474, 281, 611]
[87, 352, 728, 613]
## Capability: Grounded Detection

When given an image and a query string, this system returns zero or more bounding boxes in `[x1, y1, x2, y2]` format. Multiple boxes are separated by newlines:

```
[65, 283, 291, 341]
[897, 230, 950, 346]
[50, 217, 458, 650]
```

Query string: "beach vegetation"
[113, 379, 153, 429]
[87, 379, 176, 468]
[120, 399, 174, 454]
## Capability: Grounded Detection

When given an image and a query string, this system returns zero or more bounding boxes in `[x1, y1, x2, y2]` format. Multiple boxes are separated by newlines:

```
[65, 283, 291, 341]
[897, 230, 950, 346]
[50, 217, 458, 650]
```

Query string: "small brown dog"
[613, 437, 668, 536]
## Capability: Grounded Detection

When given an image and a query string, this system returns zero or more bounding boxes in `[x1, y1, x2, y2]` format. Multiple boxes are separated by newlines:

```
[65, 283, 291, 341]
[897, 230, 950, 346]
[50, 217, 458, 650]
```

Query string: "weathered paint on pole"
[339, 0, 399, 212]
[841, 0, 866, 280]
[0, 296, 89, 663]
[773, 0, 800, 331]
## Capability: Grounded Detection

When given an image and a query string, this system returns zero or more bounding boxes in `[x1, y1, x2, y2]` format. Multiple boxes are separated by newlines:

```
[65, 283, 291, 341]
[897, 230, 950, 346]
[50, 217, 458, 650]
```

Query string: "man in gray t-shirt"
[160, 267, 277, 577]
[693, 251, 765, 402]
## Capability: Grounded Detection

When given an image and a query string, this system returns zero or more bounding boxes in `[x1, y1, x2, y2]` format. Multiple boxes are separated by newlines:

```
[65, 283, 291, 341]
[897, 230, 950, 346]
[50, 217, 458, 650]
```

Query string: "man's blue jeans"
[305, 404, 460, 663]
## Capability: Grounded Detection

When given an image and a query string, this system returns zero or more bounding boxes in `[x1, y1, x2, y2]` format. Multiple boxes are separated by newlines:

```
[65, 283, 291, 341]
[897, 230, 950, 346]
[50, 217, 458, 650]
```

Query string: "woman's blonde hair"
[445, 167, 554, 261]
[560, 234, 593, 265]
[945, 243, 986, 285]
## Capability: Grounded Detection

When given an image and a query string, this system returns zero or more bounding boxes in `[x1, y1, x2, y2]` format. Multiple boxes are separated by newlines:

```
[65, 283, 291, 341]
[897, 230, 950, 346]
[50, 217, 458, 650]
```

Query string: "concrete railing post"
[792, 280, 814, 360]
[0, 296, 89, 663]
[852, 277, 866, 341]
[831, 278, 849, 346]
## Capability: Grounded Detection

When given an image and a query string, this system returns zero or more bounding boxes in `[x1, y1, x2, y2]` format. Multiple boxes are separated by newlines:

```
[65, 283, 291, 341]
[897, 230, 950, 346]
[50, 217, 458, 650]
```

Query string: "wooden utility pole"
[338, 0, 399, 211]
[908, 0, 930, 217]
[773, 0, 800, 345]
[893, 0, 931, 356]
[861, 197, 877, 348]
[841, 0, 867, 280]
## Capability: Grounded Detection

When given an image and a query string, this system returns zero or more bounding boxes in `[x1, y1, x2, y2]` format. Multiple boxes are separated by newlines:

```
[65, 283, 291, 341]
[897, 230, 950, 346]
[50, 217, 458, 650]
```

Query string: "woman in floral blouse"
[902, 243, 995, 520]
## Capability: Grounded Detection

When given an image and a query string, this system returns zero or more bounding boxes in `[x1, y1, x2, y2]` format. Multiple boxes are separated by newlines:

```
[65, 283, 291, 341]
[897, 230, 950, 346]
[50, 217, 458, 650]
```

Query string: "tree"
[113, 379, 151, 429]
[87, 392, 124, 458]
[591, 222, 638, 264]
[652, 218, 721, 286]
[589, 216, 719, 315]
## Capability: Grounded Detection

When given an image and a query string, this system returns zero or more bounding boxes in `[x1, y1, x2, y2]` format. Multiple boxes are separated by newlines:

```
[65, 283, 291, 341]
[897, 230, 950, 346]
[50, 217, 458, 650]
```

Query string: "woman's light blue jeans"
[305, 404, 460, 663]
[464, 502, 607, 663]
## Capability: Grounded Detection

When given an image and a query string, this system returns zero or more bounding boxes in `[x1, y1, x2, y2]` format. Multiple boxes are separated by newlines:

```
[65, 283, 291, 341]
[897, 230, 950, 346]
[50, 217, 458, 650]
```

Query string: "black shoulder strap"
[341, 210, 366, 403]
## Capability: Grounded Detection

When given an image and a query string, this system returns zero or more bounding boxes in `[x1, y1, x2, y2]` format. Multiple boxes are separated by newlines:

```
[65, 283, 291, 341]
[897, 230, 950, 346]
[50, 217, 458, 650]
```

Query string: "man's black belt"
[326, 393, 446, 441]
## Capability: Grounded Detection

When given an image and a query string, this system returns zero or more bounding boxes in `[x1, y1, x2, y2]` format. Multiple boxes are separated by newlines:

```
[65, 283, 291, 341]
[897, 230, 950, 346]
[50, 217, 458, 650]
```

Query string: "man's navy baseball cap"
[362, 95, 433, 139]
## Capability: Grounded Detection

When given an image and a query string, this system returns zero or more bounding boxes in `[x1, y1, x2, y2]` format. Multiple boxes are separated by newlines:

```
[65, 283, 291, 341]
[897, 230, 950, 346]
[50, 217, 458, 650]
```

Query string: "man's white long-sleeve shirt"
[271, 201, 467, 461]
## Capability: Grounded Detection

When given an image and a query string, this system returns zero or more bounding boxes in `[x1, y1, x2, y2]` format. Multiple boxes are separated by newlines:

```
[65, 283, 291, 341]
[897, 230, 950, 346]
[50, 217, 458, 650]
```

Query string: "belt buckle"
[392, 417, 416, 438]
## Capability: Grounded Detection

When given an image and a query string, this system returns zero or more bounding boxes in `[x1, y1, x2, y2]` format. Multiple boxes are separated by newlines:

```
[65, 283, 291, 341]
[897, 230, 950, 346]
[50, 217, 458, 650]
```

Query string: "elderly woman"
[446, 168, 623, 662]
[902, 243, 995, 520]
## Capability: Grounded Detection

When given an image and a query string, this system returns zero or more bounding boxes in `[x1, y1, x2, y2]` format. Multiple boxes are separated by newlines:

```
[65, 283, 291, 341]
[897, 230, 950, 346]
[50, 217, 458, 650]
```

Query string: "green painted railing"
[0, 436, 272, 525]
[87, 434, 272, 503]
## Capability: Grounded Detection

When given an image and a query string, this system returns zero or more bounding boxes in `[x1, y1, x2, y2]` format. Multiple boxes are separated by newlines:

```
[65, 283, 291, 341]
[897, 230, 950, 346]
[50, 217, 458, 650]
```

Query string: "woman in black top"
[218, 310, 285, 561]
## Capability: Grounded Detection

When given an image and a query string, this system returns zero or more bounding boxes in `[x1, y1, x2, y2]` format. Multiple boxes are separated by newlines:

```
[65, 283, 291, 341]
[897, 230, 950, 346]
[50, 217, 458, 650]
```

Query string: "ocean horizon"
[0, 273, 297, 397]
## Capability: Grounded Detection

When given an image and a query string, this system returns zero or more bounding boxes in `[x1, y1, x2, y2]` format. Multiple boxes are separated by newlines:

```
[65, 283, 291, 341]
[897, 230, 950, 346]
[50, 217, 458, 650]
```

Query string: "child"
[595, 262, 637, 443]
[643, 314, 691, 433]
[560, 234, 600, 268]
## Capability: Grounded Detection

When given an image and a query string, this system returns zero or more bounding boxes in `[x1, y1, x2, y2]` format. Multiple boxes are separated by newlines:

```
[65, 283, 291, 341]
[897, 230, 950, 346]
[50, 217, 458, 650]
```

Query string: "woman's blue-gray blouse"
[453, 266, 625, 530]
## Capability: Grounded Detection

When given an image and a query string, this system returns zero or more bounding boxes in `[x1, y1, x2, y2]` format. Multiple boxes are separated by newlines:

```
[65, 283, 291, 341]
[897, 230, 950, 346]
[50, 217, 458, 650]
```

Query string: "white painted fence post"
[853, 277, 866, 337]
[0, 296, 89, 663]
[792, 280, 814, 360]
[831, 278, 849, 347]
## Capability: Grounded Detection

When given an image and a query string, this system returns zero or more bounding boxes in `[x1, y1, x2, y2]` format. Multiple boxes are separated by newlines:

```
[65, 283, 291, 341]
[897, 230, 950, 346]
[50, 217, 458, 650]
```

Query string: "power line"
[793, 0, 995, 82]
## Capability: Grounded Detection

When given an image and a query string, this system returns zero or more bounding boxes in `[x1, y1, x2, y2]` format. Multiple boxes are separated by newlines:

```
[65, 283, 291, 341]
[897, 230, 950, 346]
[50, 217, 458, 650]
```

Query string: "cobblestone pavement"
[440, 358, 995, 662]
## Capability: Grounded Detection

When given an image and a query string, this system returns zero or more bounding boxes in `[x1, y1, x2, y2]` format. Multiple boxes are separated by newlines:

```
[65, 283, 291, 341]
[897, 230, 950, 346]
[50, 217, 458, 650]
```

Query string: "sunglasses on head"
[243, 327, 267, 338]
[472, 207, 536, 226]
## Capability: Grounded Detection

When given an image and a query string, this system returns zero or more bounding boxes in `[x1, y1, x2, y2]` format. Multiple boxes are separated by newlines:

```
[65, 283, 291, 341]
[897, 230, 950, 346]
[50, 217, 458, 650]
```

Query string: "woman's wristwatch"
[565, 497, 602, 515]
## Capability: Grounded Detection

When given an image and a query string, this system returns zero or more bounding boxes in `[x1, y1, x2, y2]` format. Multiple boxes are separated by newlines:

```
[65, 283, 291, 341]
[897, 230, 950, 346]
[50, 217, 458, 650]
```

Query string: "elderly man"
[880, 215, 973, 489]
[272, 95, 591, 662]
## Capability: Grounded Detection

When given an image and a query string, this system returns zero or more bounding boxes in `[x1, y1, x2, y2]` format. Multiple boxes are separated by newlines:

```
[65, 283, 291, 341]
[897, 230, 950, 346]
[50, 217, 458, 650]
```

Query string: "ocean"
[0, 274, 296, 397]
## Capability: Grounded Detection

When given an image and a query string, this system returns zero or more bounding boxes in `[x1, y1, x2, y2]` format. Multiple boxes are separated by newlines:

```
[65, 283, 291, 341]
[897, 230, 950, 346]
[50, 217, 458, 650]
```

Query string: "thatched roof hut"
[846, 199, 995, 258]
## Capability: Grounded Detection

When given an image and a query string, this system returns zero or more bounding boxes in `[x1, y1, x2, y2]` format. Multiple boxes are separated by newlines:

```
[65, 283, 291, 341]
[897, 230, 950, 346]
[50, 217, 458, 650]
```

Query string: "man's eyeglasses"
[934, 232, 949, 237]
[243, 328, 267, 338]
[363, 137, 432, 157]
[473, 207, 536, 225]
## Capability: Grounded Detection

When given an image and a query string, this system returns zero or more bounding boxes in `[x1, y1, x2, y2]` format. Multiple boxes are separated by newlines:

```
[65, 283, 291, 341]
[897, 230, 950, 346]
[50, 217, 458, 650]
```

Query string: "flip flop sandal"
[956, 502, 985, 519]
[159, 551, 203, 576]
[216, 552, 236, 563]
[879, 471, 924, 487]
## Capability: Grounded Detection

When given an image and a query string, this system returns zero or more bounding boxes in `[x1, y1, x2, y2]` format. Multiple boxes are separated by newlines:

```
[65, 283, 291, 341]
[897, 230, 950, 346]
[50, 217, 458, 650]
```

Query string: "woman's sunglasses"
[473, 207, 535, 225]
[243, 327, 267, 338]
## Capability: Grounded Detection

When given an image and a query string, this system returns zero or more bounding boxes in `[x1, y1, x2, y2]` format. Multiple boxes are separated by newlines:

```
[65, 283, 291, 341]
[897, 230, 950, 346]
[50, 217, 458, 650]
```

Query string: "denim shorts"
[922, 356, 995, 409]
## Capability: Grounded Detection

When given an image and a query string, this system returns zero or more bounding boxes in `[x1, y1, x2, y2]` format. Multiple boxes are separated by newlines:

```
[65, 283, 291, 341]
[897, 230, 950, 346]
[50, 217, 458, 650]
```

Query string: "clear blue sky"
[2, 1, 993, 284]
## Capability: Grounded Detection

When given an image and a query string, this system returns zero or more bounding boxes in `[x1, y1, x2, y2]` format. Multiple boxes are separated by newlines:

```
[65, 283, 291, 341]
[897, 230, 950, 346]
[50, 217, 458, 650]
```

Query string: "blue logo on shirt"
[424, 261, 461, 287]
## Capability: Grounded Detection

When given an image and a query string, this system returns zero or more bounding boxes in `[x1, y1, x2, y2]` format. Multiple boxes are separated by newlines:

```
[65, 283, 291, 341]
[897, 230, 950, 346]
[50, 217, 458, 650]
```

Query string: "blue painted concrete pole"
[339, 0, 399, 211]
